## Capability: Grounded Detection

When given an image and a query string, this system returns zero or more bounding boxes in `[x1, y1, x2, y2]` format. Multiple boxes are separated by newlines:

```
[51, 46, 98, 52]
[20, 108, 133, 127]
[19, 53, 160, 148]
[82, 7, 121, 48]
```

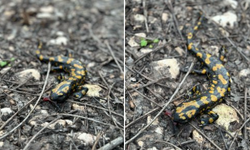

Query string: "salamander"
[36, 43, 88, 102]
[172, 12, 230, 126]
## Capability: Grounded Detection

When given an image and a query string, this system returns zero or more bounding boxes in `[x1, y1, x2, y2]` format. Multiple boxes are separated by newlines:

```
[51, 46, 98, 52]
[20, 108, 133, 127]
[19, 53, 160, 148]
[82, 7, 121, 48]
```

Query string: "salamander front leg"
[200, 110, 219, 126]
[219, 46, 227, 62]
[73, 86, 88, 99]
[181, 67, 208, 75]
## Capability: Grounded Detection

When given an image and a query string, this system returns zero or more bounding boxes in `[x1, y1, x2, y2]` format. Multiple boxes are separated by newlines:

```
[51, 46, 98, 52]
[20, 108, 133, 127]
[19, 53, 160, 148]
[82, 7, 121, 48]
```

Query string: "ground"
[125, 0, 250, 150]
[0, 0, 124, 150]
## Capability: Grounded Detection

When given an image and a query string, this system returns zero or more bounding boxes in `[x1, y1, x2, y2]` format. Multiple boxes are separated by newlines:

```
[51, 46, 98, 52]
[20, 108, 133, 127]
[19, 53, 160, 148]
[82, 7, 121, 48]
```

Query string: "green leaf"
[153, 39, 159, 43]
[140, 39, 148, 47]
[0, 61, 8, 67]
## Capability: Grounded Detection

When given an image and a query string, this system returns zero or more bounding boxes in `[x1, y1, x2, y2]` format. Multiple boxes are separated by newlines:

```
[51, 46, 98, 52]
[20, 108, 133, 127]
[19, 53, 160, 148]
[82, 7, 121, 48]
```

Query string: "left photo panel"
[0, 0, 124, 150]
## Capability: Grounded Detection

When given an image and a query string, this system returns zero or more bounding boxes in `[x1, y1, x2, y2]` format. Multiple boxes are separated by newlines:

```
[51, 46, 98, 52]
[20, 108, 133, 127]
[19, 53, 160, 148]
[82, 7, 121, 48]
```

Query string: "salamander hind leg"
[200, 110, 219, 126]
[73, 86, 88, 99]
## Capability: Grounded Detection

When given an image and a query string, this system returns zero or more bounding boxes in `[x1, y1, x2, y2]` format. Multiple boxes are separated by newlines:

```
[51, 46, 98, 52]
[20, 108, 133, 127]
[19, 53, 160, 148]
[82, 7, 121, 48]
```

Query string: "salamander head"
[50, 81, 72, 102]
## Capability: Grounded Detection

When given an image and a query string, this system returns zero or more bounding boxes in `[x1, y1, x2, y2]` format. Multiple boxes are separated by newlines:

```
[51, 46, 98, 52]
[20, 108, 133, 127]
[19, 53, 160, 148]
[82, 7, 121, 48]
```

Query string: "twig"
[0, 62, 51, 140]
[125, 62, 194, 145]
[105, 41, 123, 73]
[97, 136, 124, 150]
[142, 0, 149, 32]
[177, 140, 196, 146]
[92, 131, 104, 150]
[243, 87, 247, 139]
[23, 117, 61, 150]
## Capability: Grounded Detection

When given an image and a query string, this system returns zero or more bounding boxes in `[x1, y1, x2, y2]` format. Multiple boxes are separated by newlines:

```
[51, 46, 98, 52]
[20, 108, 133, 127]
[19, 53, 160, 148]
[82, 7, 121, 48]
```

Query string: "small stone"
[192, 130, 204, 144]
[150, 59, 180, 79]
[77, 132, 96, 145]
[134, 14, 145, 23]
[162, 12, 169, 23]
[128, 36, 139, 47]
[40, 6, 54, 13]
[15, 69, 41, 81]
[72, 104, 85, 111]
[211, 12, 237, 28]
[213, 104, 239, 135]
[49, 36, 68, 45]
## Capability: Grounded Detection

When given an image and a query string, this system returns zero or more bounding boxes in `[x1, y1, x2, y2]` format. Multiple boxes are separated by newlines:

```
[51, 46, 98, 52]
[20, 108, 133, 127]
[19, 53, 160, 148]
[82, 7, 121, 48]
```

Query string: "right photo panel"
[125, 0, 250, 149]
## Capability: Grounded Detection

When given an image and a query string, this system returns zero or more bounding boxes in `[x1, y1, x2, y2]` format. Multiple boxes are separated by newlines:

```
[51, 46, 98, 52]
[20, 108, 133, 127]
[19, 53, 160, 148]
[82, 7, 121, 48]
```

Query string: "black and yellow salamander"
[36, 43, 88, 102]
[171, 12, 230, 126]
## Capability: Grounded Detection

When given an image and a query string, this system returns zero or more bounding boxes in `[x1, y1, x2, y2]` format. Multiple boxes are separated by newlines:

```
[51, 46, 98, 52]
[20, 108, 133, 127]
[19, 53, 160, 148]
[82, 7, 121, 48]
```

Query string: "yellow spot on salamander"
[58, 56, 63, 62]
[77, 70, 85, 75]
[179, 113, 186, 120]
[39, 55, 43, 60]
[73, 64, 83, 69]
[176, 100, 200, 113]
[211, 95, 217, 102]
[36, 50, 40, 54]
[196, 52, 202, 58]
[201, 69, 206, 74]
[205, 54, 211, 64]
[188, 43, 193, 50]
[61, 86, 69, 93]
[212, 80, 218, 84]
[209, 90, 214, 94]
[194, 26, 198, 30]
[217, 87, 226, 97]
[187, 32, 193, 39]
[212, 64, 223, 71]
[197, 21, 201, 25]
[68, 77, 77, 81]
[200, 96, 209, 104]
[66, 58, 74, 64]
[49, 57, 55, 61]
[209, 118, 214, 123]
[218, 74, 227, 85]
[75, 75, 82, 79]
[220, 56, 224, 61]
[186, 109, 196, 118]
[82, 90, 87, 95]
[52, 81, 69, 93]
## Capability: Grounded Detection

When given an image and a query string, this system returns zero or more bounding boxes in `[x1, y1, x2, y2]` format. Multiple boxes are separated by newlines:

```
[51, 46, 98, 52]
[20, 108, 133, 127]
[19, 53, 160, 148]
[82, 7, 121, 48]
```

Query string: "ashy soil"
[125, 0, 250, 149]
[0, 0, 124, 150]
